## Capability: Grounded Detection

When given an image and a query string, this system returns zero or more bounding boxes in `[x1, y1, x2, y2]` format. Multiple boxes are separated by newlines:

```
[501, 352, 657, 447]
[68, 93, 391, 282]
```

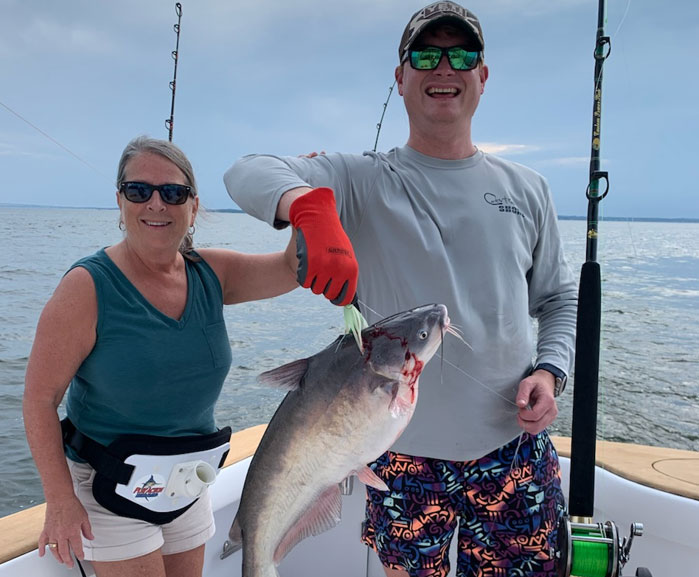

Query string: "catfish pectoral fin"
[220, 517, 243, 559]
[355, 466, 389, 491]
[273, 484, 343, 565]
[228, 515, 243, 546]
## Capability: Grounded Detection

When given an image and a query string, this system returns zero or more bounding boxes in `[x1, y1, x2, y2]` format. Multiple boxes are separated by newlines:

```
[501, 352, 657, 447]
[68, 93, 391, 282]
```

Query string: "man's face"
[396, 24, 488, 134]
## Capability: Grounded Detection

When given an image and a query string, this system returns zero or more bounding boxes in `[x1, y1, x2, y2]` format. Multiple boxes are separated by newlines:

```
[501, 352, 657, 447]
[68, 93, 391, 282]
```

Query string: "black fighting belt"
[62, 418, 231, 524]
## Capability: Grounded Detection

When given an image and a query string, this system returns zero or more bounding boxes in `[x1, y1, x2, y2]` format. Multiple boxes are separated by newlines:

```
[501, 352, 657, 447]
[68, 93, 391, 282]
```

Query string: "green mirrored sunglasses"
[407, 46, 480, 71]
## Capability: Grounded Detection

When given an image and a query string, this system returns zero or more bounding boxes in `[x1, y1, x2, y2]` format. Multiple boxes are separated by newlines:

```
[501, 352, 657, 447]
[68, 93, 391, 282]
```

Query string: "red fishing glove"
[289, 187, 358, 307]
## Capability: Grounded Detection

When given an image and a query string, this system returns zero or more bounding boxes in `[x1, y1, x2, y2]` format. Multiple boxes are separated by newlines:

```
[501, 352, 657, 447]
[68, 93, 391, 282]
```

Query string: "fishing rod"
[165, 2, 183, 142]
[373, 80, 396, 152]
[556, 1, 650, 576]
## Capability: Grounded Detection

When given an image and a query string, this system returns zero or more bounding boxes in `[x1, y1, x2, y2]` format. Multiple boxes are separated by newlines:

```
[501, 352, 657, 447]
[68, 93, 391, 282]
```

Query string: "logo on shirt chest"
[484, 193, 525, 218]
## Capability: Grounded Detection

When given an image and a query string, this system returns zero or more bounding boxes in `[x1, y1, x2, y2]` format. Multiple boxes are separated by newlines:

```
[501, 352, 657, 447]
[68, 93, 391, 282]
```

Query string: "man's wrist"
[533, 363, 567, 397]
[277, 186, 313, 225]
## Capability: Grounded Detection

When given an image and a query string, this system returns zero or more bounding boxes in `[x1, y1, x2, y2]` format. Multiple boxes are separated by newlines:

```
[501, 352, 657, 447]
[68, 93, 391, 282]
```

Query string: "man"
[225, 3, 577, 576]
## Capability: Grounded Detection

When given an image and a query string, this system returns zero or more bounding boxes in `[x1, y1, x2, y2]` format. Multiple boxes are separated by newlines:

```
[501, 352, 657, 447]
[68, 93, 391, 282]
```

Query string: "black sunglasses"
[119, 181, 193, 205]
[406, 46, 481, 71]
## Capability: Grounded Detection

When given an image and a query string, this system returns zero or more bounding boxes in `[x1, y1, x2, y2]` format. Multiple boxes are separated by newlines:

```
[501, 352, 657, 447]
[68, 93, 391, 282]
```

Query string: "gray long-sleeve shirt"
[225, 145, 577, 460]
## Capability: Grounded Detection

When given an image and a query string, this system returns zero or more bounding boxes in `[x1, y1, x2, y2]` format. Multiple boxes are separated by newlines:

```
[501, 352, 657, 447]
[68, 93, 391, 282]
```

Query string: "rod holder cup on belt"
[166, 460, 217, 499]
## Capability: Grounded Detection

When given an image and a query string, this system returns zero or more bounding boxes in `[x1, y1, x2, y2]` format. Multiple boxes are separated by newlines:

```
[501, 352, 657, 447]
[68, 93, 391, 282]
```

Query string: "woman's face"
[117, 152, 198, 256]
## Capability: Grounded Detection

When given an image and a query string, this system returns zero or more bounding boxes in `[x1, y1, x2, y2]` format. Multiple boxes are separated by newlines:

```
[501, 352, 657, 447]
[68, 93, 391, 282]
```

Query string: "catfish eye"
[418, 330, 428, 340]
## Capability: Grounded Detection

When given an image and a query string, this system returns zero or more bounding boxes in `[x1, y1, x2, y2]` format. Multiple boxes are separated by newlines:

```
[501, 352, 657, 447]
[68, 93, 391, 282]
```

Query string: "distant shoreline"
[557, 215, 699, 223]
[2, 204, 698, 223]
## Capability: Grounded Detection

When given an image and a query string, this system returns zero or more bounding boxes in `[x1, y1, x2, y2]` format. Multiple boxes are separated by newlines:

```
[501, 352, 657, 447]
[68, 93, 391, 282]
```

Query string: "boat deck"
[551, 435, 699, 501]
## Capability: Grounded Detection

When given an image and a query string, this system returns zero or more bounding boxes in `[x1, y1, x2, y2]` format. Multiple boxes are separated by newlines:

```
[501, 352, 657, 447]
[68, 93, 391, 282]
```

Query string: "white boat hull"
[3, 454, 697, 577]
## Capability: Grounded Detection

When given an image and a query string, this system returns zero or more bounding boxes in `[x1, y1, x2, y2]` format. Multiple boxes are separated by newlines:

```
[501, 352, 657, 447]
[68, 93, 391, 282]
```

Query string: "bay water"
[1, 207, 697, 517]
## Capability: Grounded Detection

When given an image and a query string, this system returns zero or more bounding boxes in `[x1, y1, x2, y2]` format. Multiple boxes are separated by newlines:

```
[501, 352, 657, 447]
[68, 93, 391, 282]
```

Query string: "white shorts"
[67, 459, 216, 562]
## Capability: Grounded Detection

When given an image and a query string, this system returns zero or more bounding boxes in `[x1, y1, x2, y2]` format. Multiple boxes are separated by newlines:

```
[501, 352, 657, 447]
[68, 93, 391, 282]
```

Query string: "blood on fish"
[362, 326, 410, 364]
[402, 352, 424, 404]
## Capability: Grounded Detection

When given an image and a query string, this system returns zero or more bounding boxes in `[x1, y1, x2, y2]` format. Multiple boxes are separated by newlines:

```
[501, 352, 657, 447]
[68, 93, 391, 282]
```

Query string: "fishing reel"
[556, 516, 652, 577]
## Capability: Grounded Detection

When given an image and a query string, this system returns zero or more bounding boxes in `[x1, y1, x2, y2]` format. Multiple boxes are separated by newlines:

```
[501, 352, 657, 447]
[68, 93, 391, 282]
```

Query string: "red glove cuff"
[289, 187, 337, 227]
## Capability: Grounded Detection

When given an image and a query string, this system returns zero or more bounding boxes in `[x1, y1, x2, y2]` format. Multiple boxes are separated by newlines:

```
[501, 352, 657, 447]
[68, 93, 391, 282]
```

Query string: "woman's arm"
[197, 229, 299, 306]
[23, 267, 98, 566]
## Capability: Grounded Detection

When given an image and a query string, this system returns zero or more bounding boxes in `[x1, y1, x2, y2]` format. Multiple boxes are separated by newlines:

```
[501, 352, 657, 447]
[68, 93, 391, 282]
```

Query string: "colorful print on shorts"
[361, 432, 566, 577]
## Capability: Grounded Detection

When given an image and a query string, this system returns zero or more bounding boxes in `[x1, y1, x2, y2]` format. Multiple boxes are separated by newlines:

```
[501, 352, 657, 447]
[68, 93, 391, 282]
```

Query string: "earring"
[188, 225, 195, 235]
[119, 220, 125, 231]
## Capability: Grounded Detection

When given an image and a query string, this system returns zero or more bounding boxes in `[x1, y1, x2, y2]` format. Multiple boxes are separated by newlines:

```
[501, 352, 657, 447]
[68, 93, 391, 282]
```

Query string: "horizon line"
[1, 203, 698, 224]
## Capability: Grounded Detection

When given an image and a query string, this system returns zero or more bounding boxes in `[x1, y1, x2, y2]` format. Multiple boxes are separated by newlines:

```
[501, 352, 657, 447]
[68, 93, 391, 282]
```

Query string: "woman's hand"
[39, 494, 94, 568]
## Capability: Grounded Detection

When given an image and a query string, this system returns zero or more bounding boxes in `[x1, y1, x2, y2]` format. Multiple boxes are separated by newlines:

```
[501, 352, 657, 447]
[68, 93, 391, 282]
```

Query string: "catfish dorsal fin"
[257, 358, 309, 391]
[273, 484, 342, 565]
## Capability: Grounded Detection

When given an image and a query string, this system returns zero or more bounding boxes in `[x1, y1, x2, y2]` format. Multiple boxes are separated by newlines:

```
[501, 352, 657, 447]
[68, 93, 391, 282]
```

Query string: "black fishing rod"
[373, 80, 396, 152]
[568, 0, 611, 520]
[556, 1, 650, 576]
[165, 3, 183, 142]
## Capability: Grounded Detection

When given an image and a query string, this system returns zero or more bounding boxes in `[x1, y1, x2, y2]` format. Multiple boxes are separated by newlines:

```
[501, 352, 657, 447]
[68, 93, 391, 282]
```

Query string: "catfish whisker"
[440, 330, 445, 385]
[446, 325, 472, 349]
[446, 324, 467, 341]
[447, 322, 465, 335]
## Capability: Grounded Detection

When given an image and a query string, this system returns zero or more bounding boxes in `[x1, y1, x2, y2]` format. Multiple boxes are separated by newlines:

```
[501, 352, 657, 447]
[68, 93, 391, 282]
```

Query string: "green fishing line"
[570, 526, 611, 577]
[571, 540, 609, 577]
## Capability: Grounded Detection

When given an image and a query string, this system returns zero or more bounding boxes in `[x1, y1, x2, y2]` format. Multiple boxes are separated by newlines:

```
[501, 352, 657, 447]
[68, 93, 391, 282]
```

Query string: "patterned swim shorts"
[361, 432, 565, 577]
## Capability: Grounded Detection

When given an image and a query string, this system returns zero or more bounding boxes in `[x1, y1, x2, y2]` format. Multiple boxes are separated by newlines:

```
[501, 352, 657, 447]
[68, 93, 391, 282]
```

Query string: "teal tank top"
[65, 248, 232, 452]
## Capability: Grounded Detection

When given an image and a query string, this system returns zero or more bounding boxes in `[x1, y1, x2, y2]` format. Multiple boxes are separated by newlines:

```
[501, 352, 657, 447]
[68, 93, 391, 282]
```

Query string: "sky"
[1, 0, 698, 219]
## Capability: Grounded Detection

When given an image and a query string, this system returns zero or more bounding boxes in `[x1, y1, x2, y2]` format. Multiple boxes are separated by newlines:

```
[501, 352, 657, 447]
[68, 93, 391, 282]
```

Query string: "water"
[1, 207, 698, 517]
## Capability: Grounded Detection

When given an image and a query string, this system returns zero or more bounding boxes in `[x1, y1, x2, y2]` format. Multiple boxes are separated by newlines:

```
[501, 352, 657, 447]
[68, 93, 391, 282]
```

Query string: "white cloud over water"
[478, 143, 538, 155]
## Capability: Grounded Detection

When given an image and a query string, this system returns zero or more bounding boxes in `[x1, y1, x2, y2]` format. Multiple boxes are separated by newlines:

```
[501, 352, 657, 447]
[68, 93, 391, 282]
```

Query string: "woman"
[22, 136, 301, 577]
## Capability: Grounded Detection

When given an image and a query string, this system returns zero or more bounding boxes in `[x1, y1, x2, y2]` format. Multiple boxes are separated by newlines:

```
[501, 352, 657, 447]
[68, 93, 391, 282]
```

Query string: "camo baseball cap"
[398, 1, 484, 62]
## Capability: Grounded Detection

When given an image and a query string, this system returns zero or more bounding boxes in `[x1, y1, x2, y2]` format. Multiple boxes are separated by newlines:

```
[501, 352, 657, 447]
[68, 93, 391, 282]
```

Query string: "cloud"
[0, 138, 57, 159]
[0, 142, 21, 156]
[482, 0, 589, 16]
[542, 156, 592, 166]
[477, 142, 538, 155]
[21, 19, 116, 54]
[183, 0, 408, 46]
[0, 2, 120, 59]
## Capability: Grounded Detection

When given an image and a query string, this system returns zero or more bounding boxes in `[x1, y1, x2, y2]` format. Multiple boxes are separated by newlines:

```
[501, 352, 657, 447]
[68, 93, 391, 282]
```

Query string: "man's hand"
[289, 187, 358, 306]
[515, 369, 559, 434]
